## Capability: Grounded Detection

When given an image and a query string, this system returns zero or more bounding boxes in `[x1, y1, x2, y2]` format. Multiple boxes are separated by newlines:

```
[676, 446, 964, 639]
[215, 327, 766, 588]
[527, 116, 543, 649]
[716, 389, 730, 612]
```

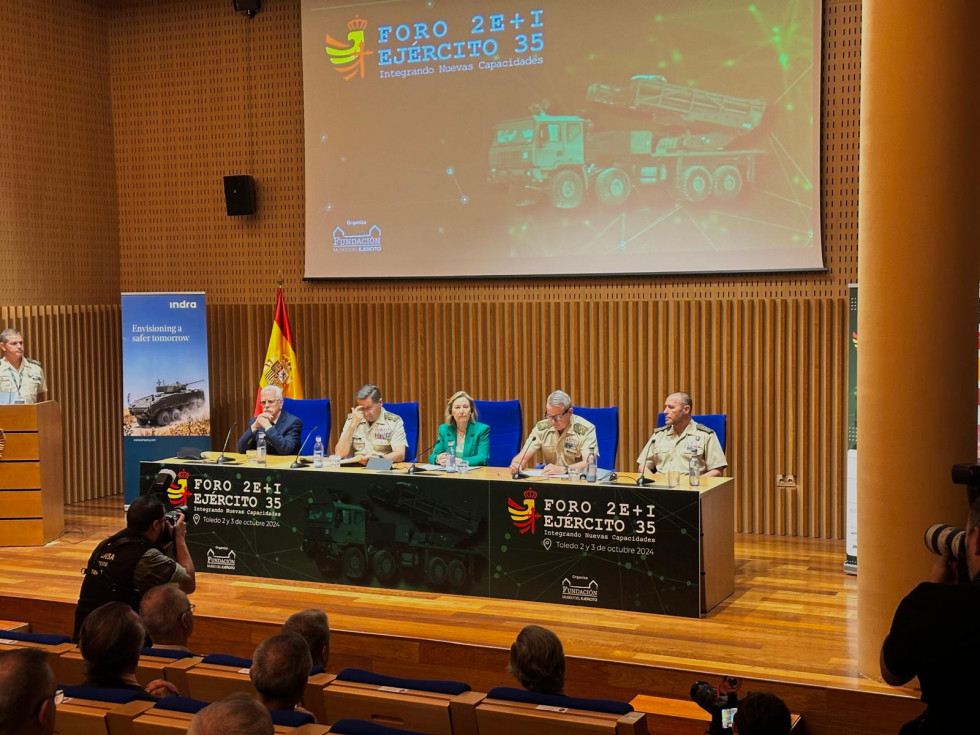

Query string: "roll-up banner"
[122, 292, 211, 503]
[845, 284, 857, 573]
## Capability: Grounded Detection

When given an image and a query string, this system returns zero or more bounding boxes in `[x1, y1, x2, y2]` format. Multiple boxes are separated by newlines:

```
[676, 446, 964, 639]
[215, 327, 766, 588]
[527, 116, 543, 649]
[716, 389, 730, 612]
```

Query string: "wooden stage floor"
[0, 496, 922, 735]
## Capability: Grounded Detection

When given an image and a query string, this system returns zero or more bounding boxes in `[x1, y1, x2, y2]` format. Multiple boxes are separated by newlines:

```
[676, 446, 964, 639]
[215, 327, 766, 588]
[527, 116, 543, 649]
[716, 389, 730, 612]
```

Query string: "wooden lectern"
[0, 401, 65, 545]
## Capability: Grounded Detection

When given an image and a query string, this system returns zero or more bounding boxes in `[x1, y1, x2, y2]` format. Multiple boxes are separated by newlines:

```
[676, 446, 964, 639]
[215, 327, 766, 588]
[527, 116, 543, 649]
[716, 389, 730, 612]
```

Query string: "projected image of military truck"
[301, 481, 485, 591]
[489, 75, 767, 208]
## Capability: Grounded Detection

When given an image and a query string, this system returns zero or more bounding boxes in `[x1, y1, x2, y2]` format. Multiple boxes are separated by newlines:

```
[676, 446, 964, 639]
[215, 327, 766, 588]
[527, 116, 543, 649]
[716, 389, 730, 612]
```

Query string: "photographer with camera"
[72, 493, 196, 642]
[879, 493, 980, 734]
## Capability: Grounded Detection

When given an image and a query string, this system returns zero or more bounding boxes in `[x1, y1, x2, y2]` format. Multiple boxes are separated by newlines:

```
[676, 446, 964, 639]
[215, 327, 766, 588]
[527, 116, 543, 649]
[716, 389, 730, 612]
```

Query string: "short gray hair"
[261, 385, 283, 400]
[250, 633, 311, 704]
[140, 583, 191, 642]
[282, 609, 330, 668]
[0, 328, 21, 345]
[546, 390, 571, 410]
[356, 384, 382, 402]
[189, 693, 273, 735]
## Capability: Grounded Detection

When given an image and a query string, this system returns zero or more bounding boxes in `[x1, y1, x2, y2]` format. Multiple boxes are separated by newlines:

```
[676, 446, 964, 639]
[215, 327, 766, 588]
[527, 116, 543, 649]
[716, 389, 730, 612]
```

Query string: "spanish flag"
[254, 287, 303, 414]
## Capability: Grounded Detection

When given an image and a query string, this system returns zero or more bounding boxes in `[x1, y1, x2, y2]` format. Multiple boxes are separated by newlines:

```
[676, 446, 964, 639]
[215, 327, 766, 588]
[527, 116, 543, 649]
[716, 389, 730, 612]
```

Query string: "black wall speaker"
[223, 175, 256, 216]
[233, 0, 261, 13]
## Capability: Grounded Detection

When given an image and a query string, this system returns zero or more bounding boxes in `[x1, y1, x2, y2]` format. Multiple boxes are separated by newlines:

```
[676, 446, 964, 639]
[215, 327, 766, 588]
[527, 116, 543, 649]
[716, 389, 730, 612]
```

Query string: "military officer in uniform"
[636, 392, 727, 478]
[0, 328, 47, 404]
[335, 384, 408, 464]
[510, 390, 598, 477]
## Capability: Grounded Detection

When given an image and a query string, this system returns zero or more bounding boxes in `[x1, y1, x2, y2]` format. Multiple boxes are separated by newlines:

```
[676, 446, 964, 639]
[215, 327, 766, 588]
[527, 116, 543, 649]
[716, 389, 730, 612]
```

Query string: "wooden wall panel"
[0, 0, 118, 307]
[2, 0, 864, 538]
[206, 297, 846, 537]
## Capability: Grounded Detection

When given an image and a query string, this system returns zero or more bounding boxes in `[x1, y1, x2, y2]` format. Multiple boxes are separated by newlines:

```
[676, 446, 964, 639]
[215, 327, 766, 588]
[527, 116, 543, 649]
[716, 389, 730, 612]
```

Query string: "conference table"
[140, 457, 734, 618]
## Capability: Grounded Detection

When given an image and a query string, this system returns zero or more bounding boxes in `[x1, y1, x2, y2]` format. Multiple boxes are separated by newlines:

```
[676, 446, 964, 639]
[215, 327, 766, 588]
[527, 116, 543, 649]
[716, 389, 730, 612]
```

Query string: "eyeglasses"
[544, 409, 570, 422]
[184, 604, 196, 615]
[31, 690, 64, 717]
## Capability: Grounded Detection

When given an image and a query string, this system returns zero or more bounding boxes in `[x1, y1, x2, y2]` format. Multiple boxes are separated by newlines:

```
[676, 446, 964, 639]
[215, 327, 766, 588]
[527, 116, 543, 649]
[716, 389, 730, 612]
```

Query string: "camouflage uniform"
[520, 414, 598, 467]
[341, 410, 407, 458]
[636, 421, 727, 475]
[0, 357, 47, 404]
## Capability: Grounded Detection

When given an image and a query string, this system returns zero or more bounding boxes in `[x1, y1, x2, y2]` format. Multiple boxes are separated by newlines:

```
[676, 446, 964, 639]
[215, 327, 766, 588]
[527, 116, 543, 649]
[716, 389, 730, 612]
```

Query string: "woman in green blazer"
[429, 390, 491, 467]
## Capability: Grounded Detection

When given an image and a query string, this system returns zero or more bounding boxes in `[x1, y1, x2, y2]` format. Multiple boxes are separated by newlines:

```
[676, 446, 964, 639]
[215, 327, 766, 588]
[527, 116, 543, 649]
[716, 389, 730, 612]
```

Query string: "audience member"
[79, 601, 178, 699]
[880, 495, 980, 734]
[508, 624, 565, 695]
[188, 693, 274, 735]
[140, 583, 194, 650]
[73, 493, 195, 640]
[732, 692, 791, 735]
[281, 609, 330, 669]
[0, 648, 57, 735]
[250, 633, 314, 715]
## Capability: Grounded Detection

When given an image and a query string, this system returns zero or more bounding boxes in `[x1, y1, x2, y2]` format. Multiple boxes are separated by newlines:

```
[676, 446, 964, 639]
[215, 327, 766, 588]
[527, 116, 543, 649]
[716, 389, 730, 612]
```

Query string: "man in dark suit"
[237, 385, 303, 455]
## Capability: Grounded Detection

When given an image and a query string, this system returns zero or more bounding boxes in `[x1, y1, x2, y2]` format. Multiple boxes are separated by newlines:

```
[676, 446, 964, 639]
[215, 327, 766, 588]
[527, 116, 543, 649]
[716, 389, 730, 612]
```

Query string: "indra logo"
[325, 15, 374, 81]
[508, 489, 542, 534]
[168, 470, 191, 508]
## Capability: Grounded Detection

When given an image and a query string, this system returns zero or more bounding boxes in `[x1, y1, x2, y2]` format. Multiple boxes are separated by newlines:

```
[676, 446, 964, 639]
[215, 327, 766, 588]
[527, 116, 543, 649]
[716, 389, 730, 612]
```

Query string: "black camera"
[921, 463, 980, 583]
[166, 505, 187, 524]
[690, 676, 740, 735]
[952, 463, 980, 505]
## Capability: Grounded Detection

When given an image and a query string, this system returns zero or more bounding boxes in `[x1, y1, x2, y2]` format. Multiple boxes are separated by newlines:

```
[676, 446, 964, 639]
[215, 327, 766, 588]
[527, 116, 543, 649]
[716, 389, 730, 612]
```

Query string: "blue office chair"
[572, 405, 619, 470]
[473, 399, 523, 468]
[384, 401, 419, 460]
[282, 397, 331, 451]
[656, 412, 727, 452]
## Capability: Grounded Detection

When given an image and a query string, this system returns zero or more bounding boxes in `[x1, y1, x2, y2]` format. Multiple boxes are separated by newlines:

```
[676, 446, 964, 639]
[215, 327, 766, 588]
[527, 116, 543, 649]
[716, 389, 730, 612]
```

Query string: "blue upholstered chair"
[473, 399, 523, 468]
[484, 687, 634, 716]
[656, 412, 727, 452]
[330, 719, 429, 735]
[281, 397, 331, 451]
[384, 401, 419, 460]
[572, 406, 619, 470]
[322, 669, 472, 735]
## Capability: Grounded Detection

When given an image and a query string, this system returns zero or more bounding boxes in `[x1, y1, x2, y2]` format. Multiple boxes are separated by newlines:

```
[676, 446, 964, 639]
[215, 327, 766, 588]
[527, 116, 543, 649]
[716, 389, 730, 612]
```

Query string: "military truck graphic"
[489, 75, 767, 207]
[128, 379, 206, 426]
[301, 481, 485, 591]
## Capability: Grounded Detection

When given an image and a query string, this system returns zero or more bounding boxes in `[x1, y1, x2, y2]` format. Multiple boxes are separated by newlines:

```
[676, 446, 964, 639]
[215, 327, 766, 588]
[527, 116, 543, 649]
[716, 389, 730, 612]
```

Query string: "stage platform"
[0, 496, 921, 735]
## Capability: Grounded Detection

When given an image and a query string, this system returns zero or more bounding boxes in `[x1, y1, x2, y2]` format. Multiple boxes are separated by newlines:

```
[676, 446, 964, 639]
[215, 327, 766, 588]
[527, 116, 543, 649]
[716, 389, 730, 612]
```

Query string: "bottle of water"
[256, 430, 267, 466]
[689, 454, 701, 486]
[313, 436, 324, 468]
[446, 440, 457, 473]
[585, 451, 597, 482]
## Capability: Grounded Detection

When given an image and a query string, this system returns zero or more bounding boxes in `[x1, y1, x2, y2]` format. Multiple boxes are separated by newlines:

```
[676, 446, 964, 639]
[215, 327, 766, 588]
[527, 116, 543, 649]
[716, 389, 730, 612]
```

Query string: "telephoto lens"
[923, 524, 966, 558]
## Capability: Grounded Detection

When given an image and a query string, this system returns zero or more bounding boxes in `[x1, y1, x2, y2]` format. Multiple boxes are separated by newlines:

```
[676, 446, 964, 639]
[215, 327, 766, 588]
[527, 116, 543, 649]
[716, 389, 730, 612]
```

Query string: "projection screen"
[302, 0, 822, 278]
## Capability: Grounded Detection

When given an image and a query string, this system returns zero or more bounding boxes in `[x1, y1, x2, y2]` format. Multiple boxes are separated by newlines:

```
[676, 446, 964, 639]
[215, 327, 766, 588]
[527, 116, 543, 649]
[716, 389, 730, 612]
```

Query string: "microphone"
[636, 430, 657, 485]
[511, 438, 535, 480]
[290, 426, 320, 468]
[407, 438, 441, 474]
[215, 422, 239, 464]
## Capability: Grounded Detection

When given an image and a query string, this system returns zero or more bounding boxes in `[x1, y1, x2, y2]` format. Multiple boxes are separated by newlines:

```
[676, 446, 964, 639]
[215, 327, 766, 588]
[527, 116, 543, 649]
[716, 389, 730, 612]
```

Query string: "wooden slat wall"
[0, 0, 863, 538]
[206, 297, 846, 537]
[0, 305, 122, 505]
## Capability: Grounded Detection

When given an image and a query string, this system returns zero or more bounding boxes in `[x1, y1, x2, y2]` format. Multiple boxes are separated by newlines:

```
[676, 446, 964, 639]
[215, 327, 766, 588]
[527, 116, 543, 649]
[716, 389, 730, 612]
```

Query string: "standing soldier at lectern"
[0, 328, 47, 404]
